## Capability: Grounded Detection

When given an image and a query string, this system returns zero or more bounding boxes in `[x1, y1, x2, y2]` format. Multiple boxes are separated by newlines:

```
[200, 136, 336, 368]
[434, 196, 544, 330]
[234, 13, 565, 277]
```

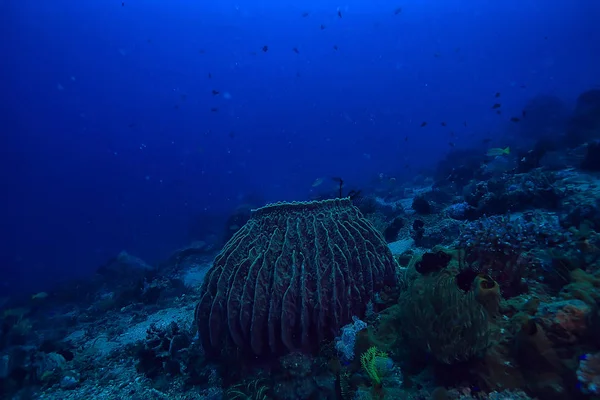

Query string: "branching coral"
[458, 215, 542, 298]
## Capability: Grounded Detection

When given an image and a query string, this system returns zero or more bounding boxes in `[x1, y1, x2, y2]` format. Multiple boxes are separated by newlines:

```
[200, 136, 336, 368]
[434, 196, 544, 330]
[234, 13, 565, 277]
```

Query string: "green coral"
[360, 346, 396, 387]
[397, 270, 492, 364]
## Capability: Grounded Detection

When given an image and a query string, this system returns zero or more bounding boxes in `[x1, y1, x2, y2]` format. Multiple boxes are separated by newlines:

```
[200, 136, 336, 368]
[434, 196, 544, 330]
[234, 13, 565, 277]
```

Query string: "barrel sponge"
[195, 198, 398, 357]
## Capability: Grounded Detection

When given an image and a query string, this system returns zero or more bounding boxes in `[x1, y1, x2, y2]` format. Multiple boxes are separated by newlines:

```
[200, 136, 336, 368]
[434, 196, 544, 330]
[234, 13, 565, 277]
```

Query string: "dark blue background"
[1, 0, 598, 295]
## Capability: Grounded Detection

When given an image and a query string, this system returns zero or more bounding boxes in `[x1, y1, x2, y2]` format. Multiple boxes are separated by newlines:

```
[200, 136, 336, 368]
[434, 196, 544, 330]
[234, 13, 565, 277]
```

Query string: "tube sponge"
[474, 274, 501, 315]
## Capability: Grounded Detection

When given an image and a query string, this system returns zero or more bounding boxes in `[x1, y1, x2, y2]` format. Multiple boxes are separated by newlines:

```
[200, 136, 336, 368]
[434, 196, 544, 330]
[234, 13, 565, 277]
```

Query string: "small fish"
[486, 147, 510, 157]
[394, 7, 402, 15]
[404, 136, 408, 141]
[262, 45, 268, 52]
[434, 52, 441, 58]
[302, 12, 309, 17]
[510, 117, 520, 122]
[333, 45, 338, 50]
[210, 107, 218, 112]
[420, 121, 427, 127]
[441, 122, 447, 127]
[463, 121, 467, 127]
[32, 292, 48, 300]
[448, 142, 455, 147]
[337, 9, 342, 18]
[450, 131, 455, 137]
[198, 49, 205, 54]
[520, 84, 526, 89]
[522, 110, 527, 117]
[496, 110, 502, 115]
[208, 72, 212, 79]
[312, 177, 324, 187]
[482, 138, 492, 144]
[492, 103, 501, 109]
[495, 92, 500, 98]
[320, 24, 326, 30]
[293, 47, 299, 54]
[174, 105, 179, 109]
[212, 89, 220, 95]
[122, 2, 124, 6]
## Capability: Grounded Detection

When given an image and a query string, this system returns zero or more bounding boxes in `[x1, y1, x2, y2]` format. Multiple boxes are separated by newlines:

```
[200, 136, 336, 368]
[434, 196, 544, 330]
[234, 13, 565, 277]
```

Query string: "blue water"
[1, 0, 599, 296]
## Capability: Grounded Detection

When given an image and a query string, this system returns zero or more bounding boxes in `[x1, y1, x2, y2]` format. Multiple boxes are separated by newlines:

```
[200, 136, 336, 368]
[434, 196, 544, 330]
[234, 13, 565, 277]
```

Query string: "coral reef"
[5, 87, 600, 399]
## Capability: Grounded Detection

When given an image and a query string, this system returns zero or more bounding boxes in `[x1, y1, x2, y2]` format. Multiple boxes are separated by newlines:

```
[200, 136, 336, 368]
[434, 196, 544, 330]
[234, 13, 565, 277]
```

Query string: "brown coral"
[195, 198, 397, 357]
[474, 274, 501, 316]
